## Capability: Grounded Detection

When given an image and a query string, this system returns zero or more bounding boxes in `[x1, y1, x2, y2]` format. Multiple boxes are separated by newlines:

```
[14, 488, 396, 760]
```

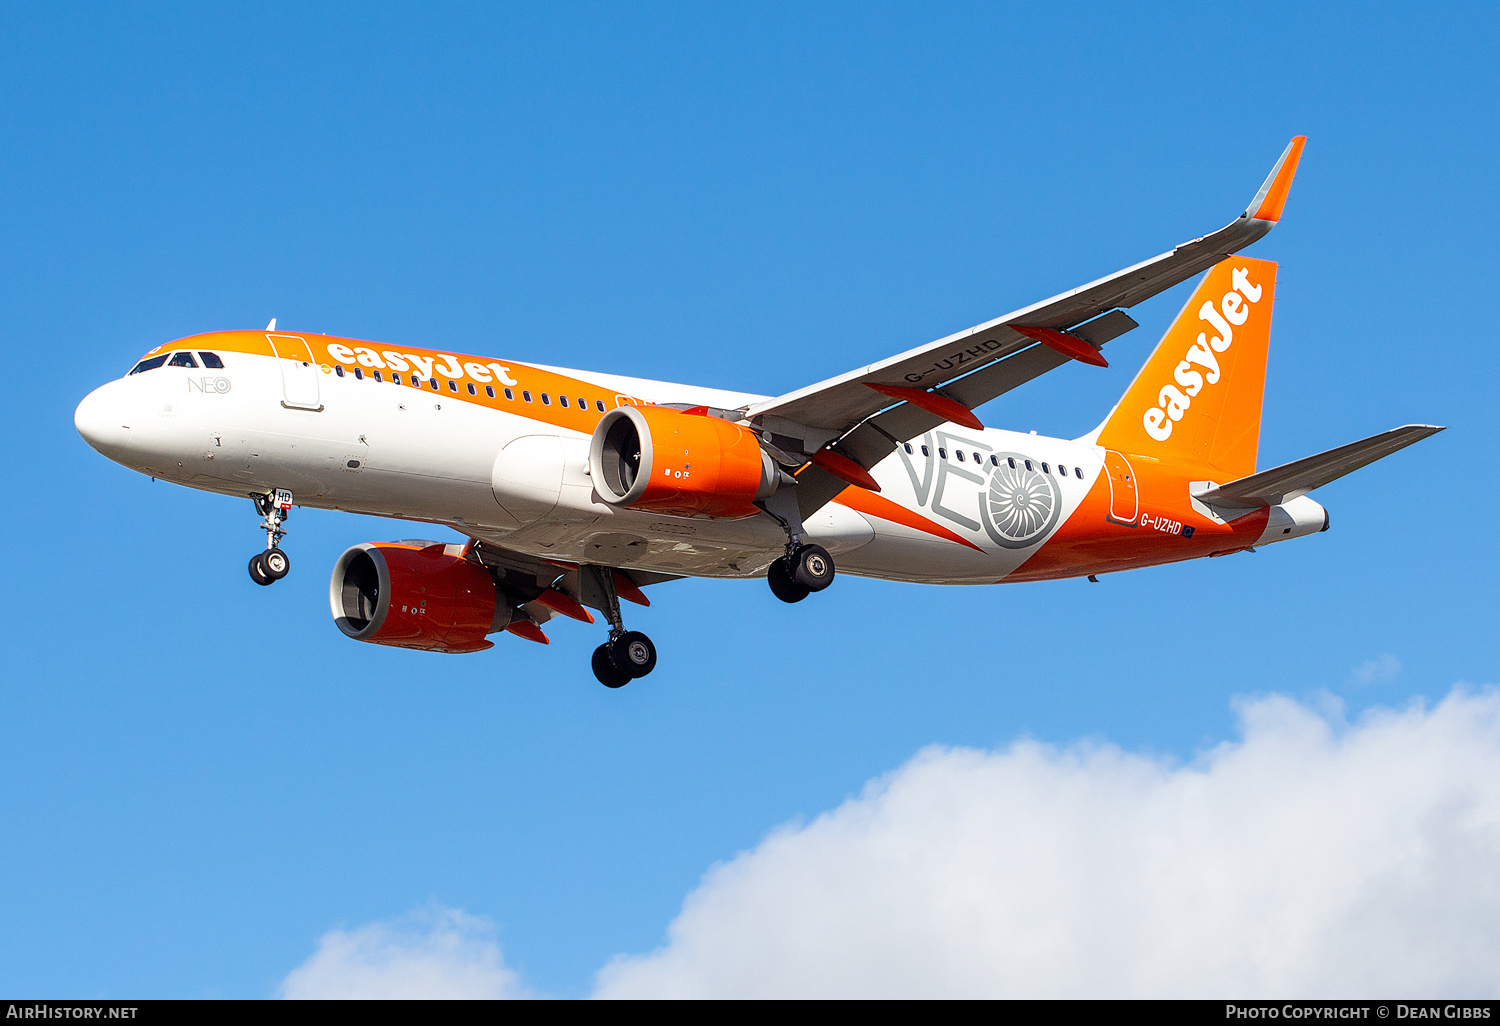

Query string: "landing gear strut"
[248, 489, 293, 586]
[579, 566, 657, 688]
[758, 486, 836, 604]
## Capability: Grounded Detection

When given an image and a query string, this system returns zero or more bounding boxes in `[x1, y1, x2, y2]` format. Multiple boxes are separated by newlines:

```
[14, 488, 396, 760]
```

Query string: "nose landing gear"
[248, 489, 294, 586]
[579, 566, 657, 688]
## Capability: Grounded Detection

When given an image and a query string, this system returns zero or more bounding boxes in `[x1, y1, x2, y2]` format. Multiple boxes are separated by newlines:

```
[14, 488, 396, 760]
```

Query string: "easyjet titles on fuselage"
[324, 343, 519, 388]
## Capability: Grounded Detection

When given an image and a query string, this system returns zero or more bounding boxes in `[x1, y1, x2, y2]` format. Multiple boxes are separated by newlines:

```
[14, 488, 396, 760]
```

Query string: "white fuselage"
[75, 346, 1140, 584]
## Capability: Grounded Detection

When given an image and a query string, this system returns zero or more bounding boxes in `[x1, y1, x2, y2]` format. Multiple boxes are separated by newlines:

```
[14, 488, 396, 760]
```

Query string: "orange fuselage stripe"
[834, 486, 985, 552]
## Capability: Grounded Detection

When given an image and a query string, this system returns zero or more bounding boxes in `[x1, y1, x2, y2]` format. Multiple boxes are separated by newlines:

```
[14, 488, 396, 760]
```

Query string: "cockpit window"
[198, 352, 225, 369]
[129, 355, 169, 374]
[168, 352, 198, 368]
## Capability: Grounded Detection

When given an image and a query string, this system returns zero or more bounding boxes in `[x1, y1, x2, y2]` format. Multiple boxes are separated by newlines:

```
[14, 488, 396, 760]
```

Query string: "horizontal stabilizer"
[1193, 424, 1444, 510]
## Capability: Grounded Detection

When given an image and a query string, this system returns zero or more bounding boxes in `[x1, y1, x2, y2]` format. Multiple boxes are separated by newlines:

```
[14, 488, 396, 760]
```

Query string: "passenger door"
[1103, 450, 1139, 526]
[267, 333, 322, 411]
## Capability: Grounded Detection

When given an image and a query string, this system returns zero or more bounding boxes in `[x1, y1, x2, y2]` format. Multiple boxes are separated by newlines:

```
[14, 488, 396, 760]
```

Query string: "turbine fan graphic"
[983, 456, 1061, 547]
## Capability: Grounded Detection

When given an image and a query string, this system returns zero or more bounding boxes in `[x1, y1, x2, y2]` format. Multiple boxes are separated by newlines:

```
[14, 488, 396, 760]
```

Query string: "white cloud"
[279, 907, 527, 999]
[279, 690, 1500, 999]
[1352, 654, 1402, 685]
[594, 688, 1500, 998]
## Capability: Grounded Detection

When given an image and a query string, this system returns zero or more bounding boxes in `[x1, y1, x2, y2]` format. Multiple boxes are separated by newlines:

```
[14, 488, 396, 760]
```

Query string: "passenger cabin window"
[955, 450, 964, 461]
[560, 396, 569, 407]
[938, 448, 947, 459]
[522, 390, 533, 402]
[353, 367, 363, 380]
[1008, 457, 1016, 469]
[373, 370, 383, 382]
[198, 352, 224, 369]
[335, 365, 345, 377]
[904, 443, 913, 454]
[1075, 467, 1084, 479]
[1041, 462, 1049, 473]
[505, 388, 515, 400]
[595, 400, 605, 412]
[1024, 460, 1033, 471]
[485, 385, 495, 398]
[168, 352, 198, 368]
[921, 445, 930, 457]
[541, 393, 551, 405]
[990, 455, 999, 466]
[467, 383, 476, 395]
[448, 380, 458, 392]
[129, 355, 169, 374]
[429, 378, 439, 390]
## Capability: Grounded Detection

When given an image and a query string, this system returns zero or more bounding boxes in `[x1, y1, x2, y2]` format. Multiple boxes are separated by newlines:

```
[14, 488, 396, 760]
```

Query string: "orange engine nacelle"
[329, 542, 508, 654]
[589, 406, 778, 517]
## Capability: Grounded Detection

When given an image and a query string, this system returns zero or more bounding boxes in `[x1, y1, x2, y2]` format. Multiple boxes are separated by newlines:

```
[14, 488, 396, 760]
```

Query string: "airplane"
[74, 136, 1442, 687]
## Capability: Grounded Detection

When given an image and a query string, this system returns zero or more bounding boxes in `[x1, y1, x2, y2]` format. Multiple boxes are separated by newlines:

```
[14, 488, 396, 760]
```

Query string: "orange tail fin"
[1094, 257, 1277, 480]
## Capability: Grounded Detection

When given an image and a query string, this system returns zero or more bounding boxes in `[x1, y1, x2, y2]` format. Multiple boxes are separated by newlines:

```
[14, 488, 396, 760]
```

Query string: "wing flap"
[467, 538, 682, 624]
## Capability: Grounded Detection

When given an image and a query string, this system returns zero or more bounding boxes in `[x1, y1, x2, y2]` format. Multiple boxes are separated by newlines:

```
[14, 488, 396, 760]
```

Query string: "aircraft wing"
[1193, 425, 1445, 512]
[466, 537, 680, 641]
[745, 137, 1307, 491]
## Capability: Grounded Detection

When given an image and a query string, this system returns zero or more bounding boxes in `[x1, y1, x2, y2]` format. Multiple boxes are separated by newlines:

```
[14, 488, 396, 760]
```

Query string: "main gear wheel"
[767, 544, 834, 602]
[591, 630, 657, 686]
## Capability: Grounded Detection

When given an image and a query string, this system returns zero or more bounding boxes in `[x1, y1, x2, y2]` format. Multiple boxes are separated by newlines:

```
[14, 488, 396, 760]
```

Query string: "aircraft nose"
[74, 382, 136, 458]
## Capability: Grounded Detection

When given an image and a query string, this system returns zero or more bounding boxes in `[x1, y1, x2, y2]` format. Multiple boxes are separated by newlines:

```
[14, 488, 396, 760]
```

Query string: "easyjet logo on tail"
[1142, 267, 1263, 441]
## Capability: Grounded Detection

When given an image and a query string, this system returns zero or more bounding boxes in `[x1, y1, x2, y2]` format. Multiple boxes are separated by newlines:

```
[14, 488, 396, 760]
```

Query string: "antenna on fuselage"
[265, 318, 276, 330]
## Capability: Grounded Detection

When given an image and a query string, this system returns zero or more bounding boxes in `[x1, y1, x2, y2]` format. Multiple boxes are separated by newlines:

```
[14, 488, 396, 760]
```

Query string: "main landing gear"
[591, 631, 657, 689]
[579, 566, 657, 688]
[766, 543, 835, 603]
[248, 489, 294, 586]
[757, 486, 836, 604]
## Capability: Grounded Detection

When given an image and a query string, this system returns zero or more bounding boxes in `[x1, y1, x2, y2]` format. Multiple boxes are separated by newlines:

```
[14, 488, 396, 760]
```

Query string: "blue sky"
[2, 2, 1498, 998]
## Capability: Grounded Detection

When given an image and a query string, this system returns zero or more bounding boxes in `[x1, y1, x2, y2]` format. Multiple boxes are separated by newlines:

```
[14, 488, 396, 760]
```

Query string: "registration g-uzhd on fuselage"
[74, 138, 1442, 687]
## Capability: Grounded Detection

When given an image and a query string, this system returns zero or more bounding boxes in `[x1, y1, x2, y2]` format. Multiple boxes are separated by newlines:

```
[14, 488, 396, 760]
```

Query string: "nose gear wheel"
[247, 489, 294, 585]
[248, 552, 273, 586]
